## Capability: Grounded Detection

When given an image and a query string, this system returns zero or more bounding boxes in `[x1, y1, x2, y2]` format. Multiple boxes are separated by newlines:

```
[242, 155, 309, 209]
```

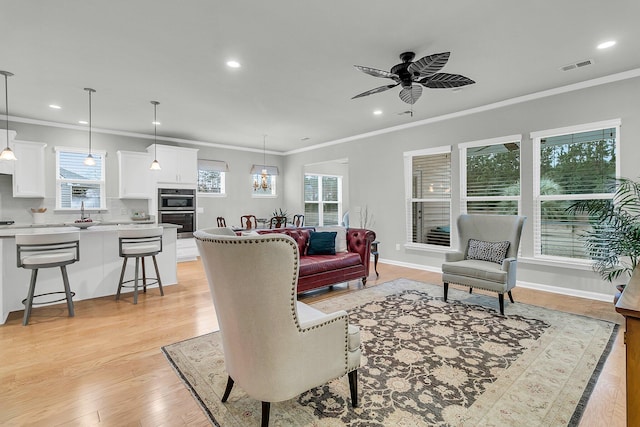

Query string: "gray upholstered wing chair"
[194, 227, 361, 427]
[441, 214, 526, 315]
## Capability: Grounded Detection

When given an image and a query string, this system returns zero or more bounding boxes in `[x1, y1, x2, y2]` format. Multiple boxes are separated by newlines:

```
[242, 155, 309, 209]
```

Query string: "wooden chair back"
[216, 217, 227, 227]
[292, 214, 304, 227]
[269, 216, 287, 229]
[241, 215, 258, 230]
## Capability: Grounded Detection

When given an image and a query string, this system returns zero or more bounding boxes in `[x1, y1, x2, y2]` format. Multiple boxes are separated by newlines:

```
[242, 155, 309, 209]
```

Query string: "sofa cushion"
[316, 226, 348, 253]
[442, 259, 508, 283]
[466, 239, 510, 264]
[299, 252, 362, 276]
[307, 231, 337, 255]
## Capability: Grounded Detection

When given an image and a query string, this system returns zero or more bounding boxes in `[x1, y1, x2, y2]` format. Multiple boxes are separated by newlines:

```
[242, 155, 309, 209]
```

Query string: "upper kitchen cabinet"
[12, 140, 46, 198]
[117, 150, 153, 199]
[147, 144, 198, 185]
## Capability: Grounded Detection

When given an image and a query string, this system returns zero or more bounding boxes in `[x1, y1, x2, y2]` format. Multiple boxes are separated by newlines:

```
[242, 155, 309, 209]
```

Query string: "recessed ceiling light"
[226, 60, 241, 68]
[300, 137, 310, 141]
[373, 110, 383, 115]
[78, 120, 88, 125]
[49, 104, 61, 109]
[152, 121, 161, 125]
[597, 40, 616, 49]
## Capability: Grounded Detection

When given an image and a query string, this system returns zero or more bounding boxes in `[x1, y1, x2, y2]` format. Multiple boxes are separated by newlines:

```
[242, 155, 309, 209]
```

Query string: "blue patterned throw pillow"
[466, 239, 510, 264]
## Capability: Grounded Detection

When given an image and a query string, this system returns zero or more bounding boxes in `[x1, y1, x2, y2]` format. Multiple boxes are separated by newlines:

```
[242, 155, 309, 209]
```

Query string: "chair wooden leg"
[498, 293, 505, 315]
[152, 255, 164, 296]
[348, 369, 358, 407]
[221, 376, 234, 402]
[116, 257, 128, 300]
[22, 269, 38, 326]
[261, 401, 270, 427]
[60, 265, 75, 317]
[508, 290, 514, 303]
[469, 287, 473, 294]
[362, 277, 367, 286]
[443, 282, 449, 301]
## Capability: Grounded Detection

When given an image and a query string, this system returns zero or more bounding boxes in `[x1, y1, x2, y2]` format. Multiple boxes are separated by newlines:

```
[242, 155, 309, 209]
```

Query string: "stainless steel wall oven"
[158, 188, 196, 238]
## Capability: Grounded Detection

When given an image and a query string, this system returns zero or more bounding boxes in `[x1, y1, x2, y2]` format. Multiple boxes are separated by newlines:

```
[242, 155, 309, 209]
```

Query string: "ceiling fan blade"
[354, 65, 399, 80]
[352, 83, 399, 99]
[399, 85, 423, 104]
[407, 52, 450, 78]
[420, 73, 475, 88]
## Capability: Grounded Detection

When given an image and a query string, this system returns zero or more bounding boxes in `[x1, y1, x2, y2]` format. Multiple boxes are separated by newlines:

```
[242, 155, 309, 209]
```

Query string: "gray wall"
[284, 76, 640, 297]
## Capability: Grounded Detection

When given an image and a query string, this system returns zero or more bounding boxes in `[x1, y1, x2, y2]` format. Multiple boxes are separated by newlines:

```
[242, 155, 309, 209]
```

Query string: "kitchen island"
[0, 224, 179, 324]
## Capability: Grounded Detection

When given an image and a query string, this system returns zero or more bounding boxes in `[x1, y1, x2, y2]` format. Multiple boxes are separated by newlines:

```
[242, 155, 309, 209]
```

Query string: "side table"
[371, 240, 380, 277]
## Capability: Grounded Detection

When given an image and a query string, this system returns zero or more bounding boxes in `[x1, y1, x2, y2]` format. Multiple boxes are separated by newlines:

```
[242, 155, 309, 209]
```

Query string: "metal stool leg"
[133, 257, 140, 305]
[116, 257, 128, 300]
[152, 255, 164, 296]
[142, 257, 147, 293]
[60, 265, 75, 317]
[23, 269, 39, 326]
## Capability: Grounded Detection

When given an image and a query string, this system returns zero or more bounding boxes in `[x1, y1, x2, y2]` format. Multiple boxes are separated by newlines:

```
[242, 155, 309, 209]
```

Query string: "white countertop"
[0, 223, 181, 238]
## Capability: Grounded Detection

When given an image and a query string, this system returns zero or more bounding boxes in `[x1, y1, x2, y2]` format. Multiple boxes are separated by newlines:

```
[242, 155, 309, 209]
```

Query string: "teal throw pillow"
[307, 231, 337, 255]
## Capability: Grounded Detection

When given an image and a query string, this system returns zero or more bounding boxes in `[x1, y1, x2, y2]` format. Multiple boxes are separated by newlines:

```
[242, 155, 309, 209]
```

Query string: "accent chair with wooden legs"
[441, 214, 526, 315]
[195, 227, 361, 427]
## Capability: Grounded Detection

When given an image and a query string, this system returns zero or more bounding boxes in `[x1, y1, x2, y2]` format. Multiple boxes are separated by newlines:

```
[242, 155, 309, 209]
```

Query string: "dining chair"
[216, 217, 226, 227]
[241, 215, 258, 230]
[292, 214, 304, 227]
[269, 216, 287, 229]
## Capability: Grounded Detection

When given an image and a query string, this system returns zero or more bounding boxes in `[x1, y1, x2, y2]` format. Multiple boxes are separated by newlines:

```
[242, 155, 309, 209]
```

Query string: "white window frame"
[531, 118, 621, 262]
[197, 159, 227, 197]
[459, 134, 522, 215]
[403, 145, 452, 250]
[55, 146, 106, 211]
[304, 174, 343, 226]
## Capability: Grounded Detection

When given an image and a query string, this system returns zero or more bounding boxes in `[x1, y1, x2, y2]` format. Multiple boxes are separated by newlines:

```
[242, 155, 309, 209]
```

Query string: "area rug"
[162, 278, 617, 426]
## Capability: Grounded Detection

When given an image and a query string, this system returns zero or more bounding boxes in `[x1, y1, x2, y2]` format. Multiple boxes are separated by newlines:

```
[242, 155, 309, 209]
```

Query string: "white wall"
[284, 76, 640, 298]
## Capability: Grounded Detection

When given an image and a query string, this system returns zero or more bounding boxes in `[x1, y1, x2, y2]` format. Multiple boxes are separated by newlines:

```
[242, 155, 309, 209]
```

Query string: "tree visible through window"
[304, 175, 341, 226]
[533, 121, 619, 259]
[56, 148, 106, 210]
[198, 159, 227, 195]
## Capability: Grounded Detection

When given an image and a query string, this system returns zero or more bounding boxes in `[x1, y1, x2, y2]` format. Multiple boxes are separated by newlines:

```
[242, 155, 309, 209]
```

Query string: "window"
[532, 119, 620, 260]
[55, 147, 106, 210]
[404, 146, 451, 247]
[460, 135, 521, 215]
[251, 165, 278, 196]
[198, 159, 227, 196]
[304, 174, 342, 226]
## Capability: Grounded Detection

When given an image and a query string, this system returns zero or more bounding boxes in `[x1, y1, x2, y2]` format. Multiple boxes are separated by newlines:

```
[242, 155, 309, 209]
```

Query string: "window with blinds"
[304, 174, 341, 226]
[198, 159, 227, 195]
[532, 120, 620, 260]
[461, 136, 521, 216]
[404, 147, 451, 246]
[55, 148, 106, 210]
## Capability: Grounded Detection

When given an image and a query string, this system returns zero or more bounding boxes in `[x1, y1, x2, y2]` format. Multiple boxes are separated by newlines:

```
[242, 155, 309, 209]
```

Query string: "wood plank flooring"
[0, 260, 626, 426]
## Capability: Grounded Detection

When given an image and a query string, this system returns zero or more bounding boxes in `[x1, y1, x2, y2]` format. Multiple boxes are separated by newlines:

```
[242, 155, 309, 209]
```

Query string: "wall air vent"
[560, 59, 594, 72]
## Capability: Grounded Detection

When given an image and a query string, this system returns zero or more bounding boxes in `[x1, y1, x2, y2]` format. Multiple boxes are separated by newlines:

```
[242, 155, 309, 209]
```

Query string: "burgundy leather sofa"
[255, 227, 376, 293]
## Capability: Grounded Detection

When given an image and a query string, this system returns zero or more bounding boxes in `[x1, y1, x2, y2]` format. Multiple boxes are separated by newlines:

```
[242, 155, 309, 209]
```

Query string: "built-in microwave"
[158, 188, 195, 211]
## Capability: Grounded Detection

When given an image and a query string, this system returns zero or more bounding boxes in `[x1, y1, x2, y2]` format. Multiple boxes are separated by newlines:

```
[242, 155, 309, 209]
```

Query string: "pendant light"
[149, 101, 161, 170]
[83, 88, 96, 166]
[0, 71, 16, 161]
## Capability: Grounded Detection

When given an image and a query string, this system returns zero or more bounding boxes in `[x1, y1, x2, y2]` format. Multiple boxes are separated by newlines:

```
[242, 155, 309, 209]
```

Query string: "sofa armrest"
[445, 251, 464, 262]
[346, 228, 376, 273]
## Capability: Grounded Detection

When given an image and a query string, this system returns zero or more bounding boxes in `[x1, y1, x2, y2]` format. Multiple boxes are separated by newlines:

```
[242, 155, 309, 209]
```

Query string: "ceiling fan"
[352, 51, 475, 105]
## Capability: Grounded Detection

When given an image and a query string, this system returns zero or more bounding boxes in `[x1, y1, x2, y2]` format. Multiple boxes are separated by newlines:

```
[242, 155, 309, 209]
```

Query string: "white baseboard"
[377, 258, 614, 302]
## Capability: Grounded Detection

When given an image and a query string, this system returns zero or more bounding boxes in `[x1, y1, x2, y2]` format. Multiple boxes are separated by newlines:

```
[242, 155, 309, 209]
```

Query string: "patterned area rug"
[162, 279, 617, 426]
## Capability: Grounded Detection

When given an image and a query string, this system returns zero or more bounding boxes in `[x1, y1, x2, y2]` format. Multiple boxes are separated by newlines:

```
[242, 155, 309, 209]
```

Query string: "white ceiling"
[2, 0, 639, 153]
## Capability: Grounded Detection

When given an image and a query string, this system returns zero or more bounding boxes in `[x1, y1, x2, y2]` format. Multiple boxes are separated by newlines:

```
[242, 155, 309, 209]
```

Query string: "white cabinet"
[117, 150, 153, 199]
[12, 141, 46, 198]
[147, 144, 198, 185]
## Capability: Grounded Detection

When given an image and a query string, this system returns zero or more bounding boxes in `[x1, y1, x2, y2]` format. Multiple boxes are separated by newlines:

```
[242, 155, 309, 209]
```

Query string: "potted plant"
[568, 177, 640, 299]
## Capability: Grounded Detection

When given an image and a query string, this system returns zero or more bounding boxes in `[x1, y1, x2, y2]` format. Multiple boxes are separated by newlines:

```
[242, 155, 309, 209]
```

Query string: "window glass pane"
[467, 200, 518, 215]
[412, 201, 450, 246]
[467, 143, 520, 197]
[253, 174, 275, 195]
[304, 203, 319, 226]
[304, 175, 319, 201]
[58, 151, 103, 180]
[323, 203, 339, 225]
[540, 128, 616, 195]
[198, 170, 224, 194]
[322, 176, 338, 202]
[59, 182, 102, 209]
[412, 153, 451, 199]
[540, 199, 593, 259]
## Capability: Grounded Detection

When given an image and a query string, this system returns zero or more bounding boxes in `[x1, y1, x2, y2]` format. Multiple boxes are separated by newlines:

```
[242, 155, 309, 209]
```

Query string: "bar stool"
[116, 227, 164, 304]
[16, 231, 80, 326]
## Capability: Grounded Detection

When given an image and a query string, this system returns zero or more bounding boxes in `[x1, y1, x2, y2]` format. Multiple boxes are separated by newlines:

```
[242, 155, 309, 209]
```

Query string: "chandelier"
[253, 135, 270, 192]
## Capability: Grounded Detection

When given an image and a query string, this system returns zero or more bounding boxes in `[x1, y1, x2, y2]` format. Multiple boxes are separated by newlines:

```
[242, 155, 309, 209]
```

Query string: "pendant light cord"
[3, 72, 9, 149]
[88, 89, 92, 154]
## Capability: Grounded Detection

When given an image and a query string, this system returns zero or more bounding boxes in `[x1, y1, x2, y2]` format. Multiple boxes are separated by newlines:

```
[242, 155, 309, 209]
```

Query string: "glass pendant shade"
[150, 101, 161, 171]
[0, 71, 16, 161]
[150, 159, 161, 170]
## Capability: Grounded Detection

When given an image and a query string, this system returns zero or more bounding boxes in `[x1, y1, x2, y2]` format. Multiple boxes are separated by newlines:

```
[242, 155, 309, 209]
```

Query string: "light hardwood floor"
[0, 260, 626, 426]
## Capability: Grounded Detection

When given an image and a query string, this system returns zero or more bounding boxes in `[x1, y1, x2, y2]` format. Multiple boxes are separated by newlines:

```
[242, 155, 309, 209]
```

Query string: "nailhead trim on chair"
[195, 232, 355, 374]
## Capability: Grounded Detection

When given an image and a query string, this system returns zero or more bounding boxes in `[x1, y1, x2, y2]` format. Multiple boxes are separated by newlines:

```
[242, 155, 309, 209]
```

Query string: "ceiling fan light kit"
[352, 51, 475, 105]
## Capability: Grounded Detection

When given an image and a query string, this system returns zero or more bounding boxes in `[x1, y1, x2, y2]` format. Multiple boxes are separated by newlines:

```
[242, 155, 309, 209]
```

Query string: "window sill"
[251, 194, 277, 199]
[197, 193, 227, 198]
[404, 242, 452, 253]
[518, 256, 594, 271]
